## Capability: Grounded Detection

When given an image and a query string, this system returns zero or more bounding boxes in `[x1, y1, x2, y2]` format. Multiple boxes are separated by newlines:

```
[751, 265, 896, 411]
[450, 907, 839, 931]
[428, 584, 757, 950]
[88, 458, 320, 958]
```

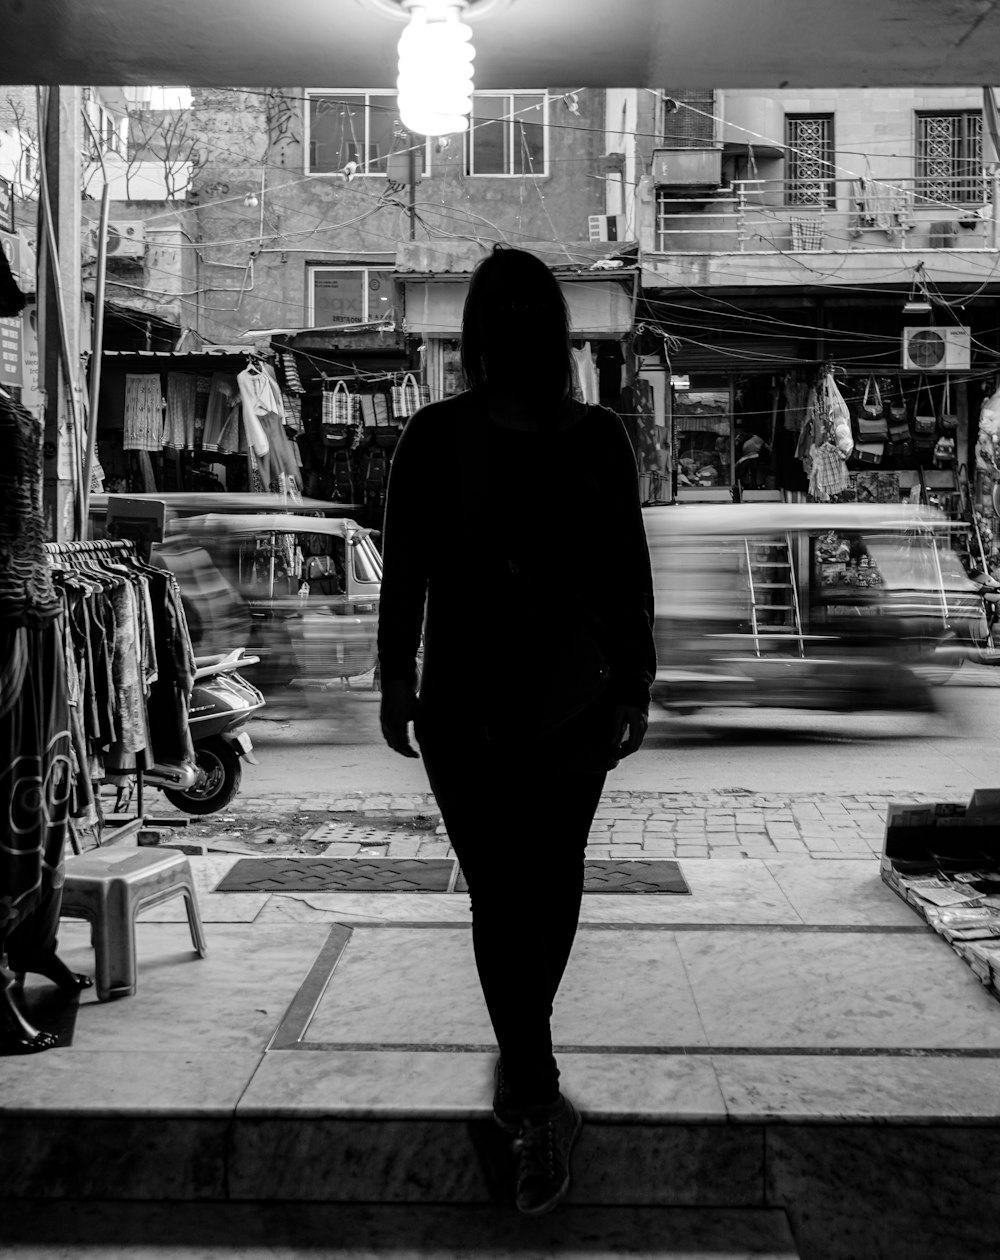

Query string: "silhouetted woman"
[378, 245, 655, 1216]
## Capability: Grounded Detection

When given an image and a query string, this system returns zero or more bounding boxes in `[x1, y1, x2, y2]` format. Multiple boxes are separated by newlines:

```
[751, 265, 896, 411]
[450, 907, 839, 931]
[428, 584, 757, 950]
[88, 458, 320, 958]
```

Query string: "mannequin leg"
[0, 960, 59, 1053]
[5, 881, 93, 994]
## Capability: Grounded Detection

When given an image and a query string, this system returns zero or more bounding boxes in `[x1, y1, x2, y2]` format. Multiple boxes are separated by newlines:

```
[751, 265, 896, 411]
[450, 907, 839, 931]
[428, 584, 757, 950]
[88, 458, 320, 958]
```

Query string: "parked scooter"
[144, 647, 265, 814]
[965, 570, 1000, 664]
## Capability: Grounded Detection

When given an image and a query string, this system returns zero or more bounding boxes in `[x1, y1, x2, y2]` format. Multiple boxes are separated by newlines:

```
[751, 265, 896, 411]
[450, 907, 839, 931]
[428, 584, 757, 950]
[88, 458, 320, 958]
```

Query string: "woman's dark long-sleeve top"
[377, 390, 656, 721]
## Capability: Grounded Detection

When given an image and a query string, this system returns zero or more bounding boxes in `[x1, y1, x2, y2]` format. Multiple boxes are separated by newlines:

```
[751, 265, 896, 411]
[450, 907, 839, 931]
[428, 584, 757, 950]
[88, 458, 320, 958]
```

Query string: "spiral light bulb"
[397, 3, 475, 137]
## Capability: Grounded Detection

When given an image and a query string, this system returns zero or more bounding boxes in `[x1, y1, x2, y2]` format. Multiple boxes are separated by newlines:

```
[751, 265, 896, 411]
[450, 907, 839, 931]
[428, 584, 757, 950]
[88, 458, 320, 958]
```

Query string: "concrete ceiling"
[2, 0, 1000, 89]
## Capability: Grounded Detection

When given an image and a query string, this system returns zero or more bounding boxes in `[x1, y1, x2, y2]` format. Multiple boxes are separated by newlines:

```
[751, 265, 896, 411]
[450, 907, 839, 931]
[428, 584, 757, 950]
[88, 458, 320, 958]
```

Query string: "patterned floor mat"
[214, 857, 689, 894]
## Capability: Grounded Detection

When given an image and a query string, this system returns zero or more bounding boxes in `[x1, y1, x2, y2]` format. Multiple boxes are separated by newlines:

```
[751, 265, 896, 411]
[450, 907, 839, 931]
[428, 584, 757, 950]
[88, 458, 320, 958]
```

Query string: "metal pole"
[82, 182, 110, 528]
[408, 132, 417, 241]
[992, 167, 999, 250]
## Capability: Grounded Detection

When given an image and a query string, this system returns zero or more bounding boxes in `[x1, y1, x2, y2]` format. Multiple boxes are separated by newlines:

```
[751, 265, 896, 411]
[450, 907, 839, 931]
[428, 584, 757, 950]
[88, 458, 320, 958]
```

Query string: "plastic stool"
[60, 847, 208, 1001]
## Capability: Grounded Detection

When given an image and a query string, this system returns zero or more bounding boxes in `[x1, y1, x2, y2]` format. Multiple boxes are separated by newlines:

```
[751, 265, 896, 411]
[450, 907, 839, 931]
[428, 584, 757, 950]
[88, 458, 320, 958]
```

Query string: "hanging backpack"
[362, 447, 388, 510]
[330, 448, 355, 502]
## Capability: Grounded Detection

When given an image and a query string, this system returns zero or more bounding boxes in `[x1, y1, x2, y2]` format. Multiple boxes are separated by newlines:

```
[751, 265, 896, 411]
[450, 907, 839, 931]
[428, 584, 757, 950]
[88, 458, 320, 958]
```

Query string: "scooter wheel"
[163, 737, 242, 815]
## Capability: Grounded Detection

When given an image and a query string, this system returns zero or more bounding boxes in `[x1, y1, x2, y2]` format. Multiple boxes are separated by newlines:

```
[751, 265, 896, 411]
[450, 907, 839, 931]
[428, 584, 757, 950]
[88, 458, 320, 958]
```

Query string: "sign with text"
[0, 177, 12, 234]
[0, 231, 23, 387]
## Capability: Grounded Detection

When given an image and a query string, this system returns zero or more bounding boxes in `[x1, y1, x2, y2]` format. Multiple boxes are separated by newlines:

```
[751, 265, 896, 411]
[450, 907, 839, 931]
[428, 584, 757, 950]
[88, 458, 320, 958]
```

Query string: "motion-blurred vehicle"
[161, 511, 382, 694]
[642, 501, 984, 714]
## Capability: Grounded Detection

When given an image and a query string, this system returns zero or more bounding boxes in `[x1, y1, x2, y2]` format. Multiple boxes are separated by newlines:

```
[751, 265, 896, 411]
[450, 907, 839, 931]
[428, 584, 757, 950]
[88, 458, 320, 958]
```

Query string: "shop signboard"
[0, 177, 13, 233]
[0, 230, 22, 388]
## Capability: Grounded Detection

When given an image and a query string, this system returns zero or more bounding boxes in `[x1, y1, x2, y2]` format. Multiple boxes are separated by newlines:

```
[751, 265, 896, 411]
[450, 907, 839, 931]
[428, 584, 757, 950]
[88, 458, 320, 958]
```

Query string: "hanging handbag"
[855, 375, 889, 441]
[939, 375, 957, 432]
[321, 380, 357, 448]
[913, 378, 938, 446]
[854, 441, 885, 466]
[391, 372, 429, 422]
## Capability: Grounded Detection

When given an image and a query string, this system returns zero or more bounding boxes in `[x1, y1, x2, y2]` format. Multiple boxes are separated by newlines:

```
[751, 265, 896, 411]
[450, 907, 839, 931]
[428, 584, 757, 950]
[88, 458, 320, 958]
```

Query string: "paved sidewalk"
[159, 789, 952, 861]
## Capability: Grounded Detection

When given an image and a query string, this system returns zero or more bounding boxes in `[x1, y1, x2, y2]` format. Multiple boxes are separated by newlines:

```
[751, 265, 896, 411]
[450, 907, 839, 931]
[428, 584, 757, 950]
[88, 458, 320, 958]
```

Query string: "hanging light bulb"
[397, 2, 475, 137]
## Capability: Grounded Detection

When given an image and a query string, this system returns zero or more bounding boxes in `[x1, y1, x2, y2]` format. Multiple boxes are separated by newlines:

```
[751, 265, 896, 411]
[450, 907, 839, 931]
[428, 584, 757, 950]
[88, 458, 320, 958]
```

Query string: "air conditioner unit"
[98, 220, 147, 258]
[588, 213, 626, 242]
[901, 326, 971, 372]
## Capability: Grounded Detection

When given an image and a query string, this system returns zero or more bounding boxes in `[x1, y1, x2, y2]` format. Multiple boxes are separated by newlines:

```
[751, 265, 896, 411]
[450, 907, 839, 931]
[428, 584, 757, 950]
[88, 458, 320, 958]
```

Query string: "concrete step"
[0, 1202, 802, 1258]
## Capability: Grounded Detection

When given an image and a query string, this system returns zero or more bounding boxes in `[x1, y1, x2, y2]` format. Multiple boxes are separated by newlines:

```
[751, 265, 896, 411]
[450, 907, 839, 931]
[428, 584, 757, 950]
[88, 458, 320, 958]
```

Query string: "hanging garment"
[202, 374, 242, 454]
[0, 395, 60, 628]
[236, 363, 277, 458]
[571, 344, 600, 404]
[163, 372, 198, 451]
[123, 374, 165, 451]
[0, 616, 72, 952]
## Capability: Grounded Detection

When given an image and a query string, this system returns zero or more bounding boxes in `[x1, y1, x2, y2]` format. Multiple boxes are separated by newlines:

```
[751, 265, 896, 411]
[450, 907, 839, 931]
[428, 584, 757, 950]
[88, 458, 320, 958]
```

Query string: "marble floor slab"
[713, 1054, 1000, 1123]
[135, 854, 270, 924]
[0, 1050, 260, 1115]
[577, 860, 800, 926]
[237, 1049, 729, 1123]
[50, 921, 330, 1054]
[763, 859, 918, 928]
[0, 1201, 801, 1258]
[304, 927, 707, 1049]
[252, 891, 474, 925]
[674, 929, 1000, 1049]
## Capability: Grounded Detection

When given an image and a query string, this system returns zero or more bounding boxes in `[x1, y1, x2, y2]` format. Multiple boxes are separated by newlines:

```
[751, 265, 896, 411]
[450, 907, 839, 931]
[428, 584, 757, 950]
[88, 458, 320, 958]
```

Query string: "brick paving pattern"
[181, 790, 949, 861]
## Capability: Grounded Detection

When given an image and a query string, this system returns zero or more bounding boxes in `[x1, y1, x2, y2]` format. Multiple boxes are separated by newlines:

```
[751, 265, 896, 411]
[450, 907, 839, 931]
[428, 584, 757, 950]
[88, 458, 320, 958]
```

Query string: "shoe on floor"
[492, 1056, 522, 1133]
[512, 1093, 582, 1217]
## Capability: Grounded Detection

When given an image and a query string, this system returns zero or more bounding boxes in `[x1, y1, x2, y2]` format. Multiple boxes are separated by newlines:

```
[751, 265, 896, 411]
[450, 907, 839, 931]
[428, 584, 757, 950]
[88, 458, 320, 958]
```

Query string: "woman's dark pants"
[417, 709, 607, 1110]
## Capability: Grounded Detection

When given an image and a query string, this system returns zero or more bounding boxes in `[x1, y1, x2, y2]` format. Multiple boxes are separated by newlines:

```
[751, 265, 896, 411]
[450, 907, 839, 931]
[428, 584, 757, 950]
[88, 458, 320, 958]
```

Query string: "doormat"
[455, 859, 689, 895]
[214, 857, 689, 895]
[215, 857, 456, 893]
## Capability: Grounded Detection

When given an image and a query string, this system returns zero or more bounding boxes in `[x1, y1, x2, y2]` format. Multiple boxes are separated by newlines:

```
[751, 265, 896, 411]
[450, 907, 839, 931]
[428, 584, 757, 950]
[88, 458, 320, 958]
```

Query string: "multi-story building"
[92, 85, 641, 522]
[610, 87, 1000, 539]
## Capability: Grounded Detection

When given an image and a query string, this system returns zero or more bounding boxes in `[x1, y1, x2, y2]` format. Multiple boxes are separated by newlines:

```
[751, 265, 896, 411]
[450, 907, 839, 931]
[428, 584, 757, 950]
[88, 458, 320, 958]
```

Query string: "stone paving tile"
[213, 788, 933, 861]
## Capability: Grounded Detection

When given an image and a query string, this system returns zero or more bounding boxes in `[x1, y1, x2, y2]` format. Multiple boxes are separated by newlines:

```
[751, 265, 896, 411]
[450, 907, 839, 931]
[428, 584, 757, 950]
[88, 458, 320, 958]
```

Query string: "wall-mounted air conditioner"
[901, 326, 971, 372]
[588, 213, 626, 242]
[86, 220, 146, 259]
[650, 147, 723, 189]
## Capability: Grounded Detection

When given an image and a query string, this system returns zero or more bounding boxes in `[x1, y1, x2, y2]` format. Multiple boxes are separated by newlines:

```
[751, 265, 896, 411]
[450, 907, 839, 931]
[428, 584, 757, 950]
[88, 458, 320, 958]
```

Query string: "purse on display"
[913, 378, 938, 447]
[391, 372, 429, 422]
[939, 375, 958, 432]
[321, 380, 357, 448]
[854, 441, 885, 466]
[855, 376, 889, 441]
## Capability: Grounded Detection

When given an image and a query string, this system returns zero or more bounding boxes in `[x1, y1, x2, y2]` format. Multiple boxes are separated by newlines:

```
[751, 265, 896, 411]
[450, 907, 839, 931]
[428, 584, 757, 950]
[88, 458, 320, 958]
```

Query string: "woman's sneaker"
[512, 1094, 582, 1216]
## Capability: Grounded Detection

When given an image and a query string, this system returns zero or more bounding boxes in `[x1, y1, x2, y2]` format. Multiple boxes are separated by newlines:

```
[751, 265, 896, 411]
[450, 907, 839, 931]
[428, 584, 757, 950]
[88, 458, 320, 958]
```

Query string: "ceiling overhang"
[4, 1, 1000, 88]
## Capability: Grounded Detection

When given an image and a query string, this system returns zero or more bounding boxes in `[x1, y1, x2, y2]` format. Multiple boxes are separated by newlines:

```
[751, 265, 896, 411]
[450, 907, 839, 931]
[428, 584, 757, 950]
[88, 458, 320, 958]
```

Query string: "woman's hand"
[380, 679, 420, 758]
[612, 705, 648, 761]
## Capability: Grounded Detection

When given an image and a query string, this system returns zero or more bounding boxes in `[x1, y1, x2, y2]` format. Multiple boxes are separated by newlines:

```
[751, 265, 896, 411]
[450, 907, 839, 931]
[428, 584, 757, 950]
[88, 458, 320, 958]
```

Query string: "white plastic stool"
[60, 847, 207, 1001]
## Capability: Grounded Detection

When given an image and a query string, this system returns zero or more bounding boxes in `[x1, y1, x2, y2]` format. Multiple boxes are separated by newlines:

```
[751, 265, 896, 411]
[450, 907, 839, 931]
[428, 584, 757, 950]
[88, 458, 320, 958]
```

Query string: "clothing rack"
[44, 537, 146, 842]
[44, 538, 135, 558]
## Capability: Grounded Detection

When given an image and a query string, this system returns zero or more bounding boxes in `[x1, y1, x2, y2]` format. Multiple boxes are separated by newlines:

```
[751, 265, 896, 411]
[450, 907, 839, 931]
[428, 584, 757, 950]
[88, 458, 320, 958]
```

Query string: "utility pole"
[38, 86, 83, 541]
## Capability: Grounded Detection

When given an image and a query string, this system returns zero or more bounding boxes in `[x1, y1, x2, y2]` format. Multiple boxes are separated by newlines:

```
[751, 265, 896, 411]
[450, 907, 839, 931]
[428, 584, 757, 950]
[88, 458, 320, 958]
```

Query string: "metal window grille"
[916, 111, 984, 206]
[785, 115, 836, 208]
[660, 89, 716, 147]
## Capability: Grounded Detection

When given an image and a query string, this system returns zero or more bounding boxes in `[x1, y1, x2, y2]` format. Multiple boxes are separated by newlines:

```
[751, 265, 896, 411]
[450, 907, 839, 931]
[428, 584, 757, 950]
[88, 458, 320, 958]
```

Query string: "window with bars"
[660, 90, 716, 147]
[785, 114, 836, 207]
[466, 92, 547, 175]
[916, 111, 984, 206]
[306, 91, 426, 176]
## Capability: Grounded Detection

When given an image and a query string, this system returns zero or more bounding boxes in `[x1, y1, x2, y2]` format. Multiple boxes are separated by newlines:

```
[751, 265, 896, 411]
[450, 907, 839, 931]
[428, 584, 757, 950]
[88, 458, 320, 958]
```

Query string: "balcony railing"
[653, 176, 999, 254]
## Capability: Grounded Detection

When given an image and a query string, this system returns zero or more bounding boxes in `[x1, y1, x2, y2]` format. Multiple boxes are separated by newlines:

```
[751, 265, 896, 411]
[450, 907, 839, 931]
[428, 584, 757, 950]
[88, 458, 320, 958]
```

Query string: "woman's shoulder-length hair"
[460, 246, 573, 402]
